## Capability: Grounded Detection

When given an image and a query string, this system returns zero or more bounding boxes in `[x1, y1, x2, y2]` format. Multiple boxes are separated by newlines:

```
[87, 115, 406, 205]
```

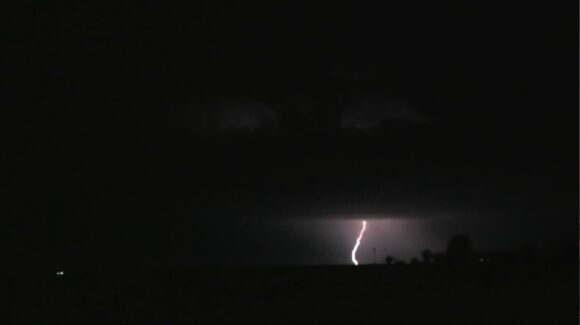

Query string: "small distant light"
[56, 271, 64, 276]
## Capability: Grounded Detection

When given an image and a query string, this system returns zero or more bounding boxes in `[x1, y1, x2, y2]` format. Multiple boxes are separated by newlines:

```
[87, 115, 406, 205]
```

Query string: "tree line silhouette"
[384, 234, 576, 268]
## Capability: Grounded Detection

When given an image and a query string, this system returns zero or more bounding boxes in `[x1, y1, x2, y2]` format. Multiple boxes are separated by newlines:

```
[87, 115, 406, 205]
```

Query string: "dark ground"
[6, 263, 577, 324]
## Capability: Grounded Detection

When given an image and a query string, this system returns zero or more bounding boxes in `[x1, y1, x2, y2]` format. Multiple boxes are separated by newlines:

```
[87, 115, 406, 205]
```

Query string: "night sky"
[5, 2, 577, 272]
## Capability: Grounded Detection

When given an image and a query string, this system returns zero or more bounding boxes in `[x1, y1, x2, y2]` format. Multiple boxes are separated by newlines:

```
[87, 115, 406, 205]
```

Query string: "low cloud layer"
[178, 91, 432, 137]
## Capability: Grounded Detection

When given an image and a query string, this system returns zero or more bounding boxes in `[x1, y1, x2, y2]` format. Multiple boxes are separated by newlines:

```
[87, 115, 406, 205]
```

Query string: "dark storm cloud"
[176, 90, 432, 137]
[339, 92, 431, 129]
[178, 97, 278, 136]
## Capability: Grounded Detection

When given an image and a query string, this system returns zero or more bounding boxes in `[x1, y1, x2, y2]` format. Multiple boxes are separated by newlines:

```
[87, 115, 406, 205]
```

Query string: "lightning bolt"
[351, 220, 367, 265]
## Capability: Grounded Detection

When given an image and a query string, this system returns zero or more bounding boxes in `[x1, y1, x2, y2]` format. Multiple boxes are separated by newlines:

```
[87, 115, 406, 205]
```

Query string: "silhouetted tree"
[446, 234, 474, 264]
[421, 249, 433, 264]
[385, 256, 394, 266]
[433, 253, 445, 264]
[410, 257, 419, 265]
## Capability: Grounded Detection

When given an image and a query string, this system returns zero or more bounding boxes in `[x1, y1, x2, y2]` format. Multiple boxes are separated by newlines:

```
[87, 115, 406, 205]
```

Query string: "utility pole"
[373, 247, 376, 265]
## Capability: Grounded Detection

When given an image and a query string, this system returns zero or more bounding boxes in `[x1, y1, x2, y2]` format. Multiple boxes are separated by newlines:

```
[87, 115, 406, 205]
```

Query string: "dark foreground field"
[6, 264, 577, 324]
